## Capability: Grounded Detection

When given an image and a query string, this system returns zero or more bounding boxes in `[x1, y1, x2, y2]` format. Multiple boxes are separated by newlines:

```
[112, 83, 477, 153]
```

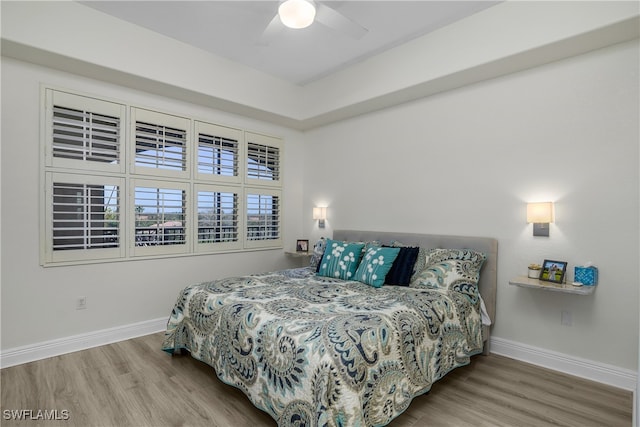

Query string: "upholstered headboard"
[333, 230, 498, 354]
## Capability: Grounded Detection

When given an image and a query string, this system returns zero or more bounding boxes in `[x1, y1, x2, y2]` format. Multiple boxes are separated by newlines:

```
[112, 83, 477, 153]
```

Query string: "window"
[52, 183, 119, 250]
[131, 108, 190, 178]
[247, 143, 279, 181]
[245, 188, 282, 249]
[132, 180, 189, 257]
[44, 172, 125, 264]
[199, 136, 236, 176]
[195, 121, 242, 184]
[246, 132, 282, 185]
[195, 184, 241, 252]
[52, 106, 120, 163]
[45, 89, 125, 173]
[42, 88, 283, 265]
[135, 123, 186, 171]
[244, 133, 282, 249]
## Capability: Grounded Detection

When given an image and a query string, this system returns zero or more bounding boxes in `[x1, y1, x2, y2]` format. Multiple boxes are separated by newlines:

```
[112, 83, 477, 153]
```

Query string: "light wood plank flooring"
[1, 332, 632, 427]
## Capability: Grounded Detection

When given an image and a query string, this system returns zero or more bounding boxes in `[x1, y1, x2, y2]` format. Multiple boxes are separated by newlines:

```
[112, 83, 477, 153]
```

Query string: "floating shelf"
[509, 275, 596, 295]
[285, 251, 312, 258]
[285, 251, 312, 267]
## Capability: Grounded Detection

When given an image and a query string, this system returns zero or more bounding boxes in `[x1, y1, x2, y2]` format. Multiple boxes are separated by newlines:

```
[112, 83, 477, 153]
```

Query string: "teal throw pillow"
[354, 246, 401, 288]
[317, 239, 365, 280]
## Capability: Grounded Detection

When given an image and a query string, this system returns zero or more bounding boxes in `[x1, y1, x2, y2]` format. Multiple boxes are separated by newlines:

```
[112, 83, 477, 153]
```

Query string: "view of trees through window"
[197, 191, 238, 243]
[134, 187, 186, 246]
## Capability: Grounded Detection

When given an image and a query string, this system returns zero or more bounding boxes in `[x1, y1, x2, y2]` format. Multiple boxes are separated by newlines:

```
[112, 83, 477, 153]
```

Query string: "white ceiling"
[80, 1, 500, 86]
[4, 1, 635, 130]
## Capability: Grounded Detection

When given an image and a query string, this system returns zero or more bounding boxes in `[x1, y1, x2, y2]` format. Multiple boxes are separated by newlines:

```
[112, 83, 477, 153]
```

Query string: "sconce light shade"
[526, 202, 554, 236]
[527, 202, 554, 223]
[313, 207, 326, 220]
[313, 207, 326, 228]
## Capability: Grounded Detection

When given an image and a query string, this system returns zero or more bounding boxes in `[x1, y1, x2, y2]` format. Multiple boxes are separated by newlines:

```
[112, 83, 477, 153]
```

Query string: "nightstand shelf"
[285, 251, 312, 258]
[285, 251, 312, 267]
[509, 275, 596, 295]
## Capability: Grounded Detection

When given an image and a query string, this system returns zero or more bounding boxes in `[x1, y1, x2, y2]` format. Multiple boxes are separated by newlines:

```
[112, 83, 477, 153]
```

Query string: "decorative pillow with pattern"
[317, 239, 365, 280]
[354, 246, 400, 288]
[410, 248, 486, 291]
[309, 237, 327, 271]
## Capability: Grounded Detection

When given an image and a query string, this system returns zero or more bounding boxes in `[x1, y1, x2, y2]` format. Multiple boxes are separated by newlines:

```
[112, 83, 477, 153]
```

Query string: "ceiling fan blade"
[258, 13, 284, 45]
[314, 2, 368, 40]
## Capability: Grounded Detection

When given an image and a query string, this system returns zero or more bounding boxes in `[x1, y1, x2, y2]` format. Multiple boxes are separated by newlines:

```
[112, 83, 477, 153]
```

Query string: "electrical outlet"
[76, 296, 87, 310]
[561, 310, 572, 326]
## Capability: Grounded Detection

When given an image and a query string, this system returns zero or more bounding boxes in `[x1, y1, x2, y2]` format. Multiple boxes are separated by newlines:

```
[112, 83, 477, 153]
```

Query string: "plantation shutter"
[46, 90, 125, 173]
[52, 107, 120, 163]
[195, 184, 242, 252]
[195, 121, 243, 184]
[247, 143, 279, 181]
[245, 188, 282, 249]
[42, 89, 284, 265]
[45, 172, 125, 263]
[134, 187, 186, 245]
[131, 179, 189, 257]
[131, 108, 189, 178]
[245, 132, 282, 185]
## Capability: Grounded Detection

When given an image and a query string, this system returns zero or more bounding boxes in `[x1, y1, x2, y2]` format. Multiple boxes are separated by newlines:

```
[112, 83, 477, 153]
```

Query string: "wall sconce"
[526, 202, 554, 237]
[313, 207, 327, 228]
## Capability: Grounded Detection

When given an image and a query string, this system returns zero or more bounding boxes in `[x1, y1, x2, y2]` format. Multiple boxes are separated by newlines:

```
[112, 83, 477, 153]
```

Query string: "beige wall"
[303, 40, 640, 371]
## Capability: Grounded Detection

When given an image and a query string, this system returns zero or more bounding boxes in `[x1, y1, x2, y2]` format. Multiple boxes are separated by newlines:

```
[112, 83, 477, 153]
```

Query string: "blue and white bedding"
[162, 265, 485, 427]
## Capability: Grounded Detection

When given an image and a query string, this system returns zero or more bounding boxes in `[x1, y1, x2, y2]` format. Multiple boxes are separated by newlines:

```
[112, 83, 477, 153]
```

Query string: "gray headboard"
[333, 230, 498, 354]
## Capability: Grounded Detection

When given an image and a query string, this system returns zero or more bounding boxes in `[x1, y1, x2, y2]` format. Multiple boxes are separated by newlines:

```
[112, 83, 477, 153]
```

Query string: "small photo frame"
[296, 239, 309, 253]
[540, 259, 568, 284]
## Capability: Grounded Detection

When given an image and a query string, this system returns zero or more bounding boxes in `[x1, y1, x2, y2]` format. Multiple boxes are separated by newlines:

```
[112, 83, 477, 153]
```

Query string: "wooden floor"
[1, 332, 632, 427]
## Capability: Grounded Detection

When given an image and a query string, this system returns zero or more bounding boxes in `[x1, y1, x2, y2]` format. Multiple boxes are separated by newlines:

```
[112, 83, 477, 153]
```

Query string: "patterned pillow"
[354, 246, 400, 288]
[410, 248, 486, 290]
[317, 239, 365, 280]
[309, 237, 327, 271]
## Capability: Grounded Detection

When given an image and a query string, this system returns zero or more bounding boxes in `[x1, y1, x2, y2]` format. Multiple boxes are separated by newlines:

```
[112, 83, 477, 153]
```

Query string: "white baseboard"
[490, 336, 637, 391]
[634, 386, 637, 427]
[1, 321, 636, 394]
[0, 317, 167, 369]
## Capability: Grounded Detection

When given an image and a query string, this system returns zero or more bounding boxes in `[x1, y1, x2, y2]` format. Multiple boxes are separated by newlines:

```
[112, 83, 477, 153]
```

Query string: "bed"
[162, 230, 498, 426]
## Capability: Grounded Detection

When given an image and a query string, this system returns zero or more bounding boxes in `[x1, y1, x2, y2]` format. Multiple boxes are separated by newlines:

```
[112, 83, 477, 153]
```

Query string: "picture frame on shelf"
[296, 239, 309, 253]
[539, 259, 568, 284]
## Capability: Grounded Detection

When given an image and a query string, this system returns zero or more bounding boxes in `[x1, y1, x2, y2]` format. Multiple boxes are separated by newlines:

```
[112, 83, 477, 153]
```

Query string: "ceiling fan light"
[278, 0, 316, 29]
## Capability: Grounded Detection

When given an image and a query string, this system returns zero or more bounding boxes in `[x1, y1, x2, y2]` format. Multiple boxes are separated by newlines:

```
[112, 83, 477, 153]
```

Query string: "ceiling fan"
[261, 0, 368, 42]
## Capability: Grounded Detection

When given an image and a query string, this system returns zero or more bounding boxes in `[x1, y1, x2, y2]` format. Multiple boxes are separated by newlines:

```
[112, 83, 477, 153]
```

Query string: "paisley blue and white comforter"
[162, 268, 484, 426]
